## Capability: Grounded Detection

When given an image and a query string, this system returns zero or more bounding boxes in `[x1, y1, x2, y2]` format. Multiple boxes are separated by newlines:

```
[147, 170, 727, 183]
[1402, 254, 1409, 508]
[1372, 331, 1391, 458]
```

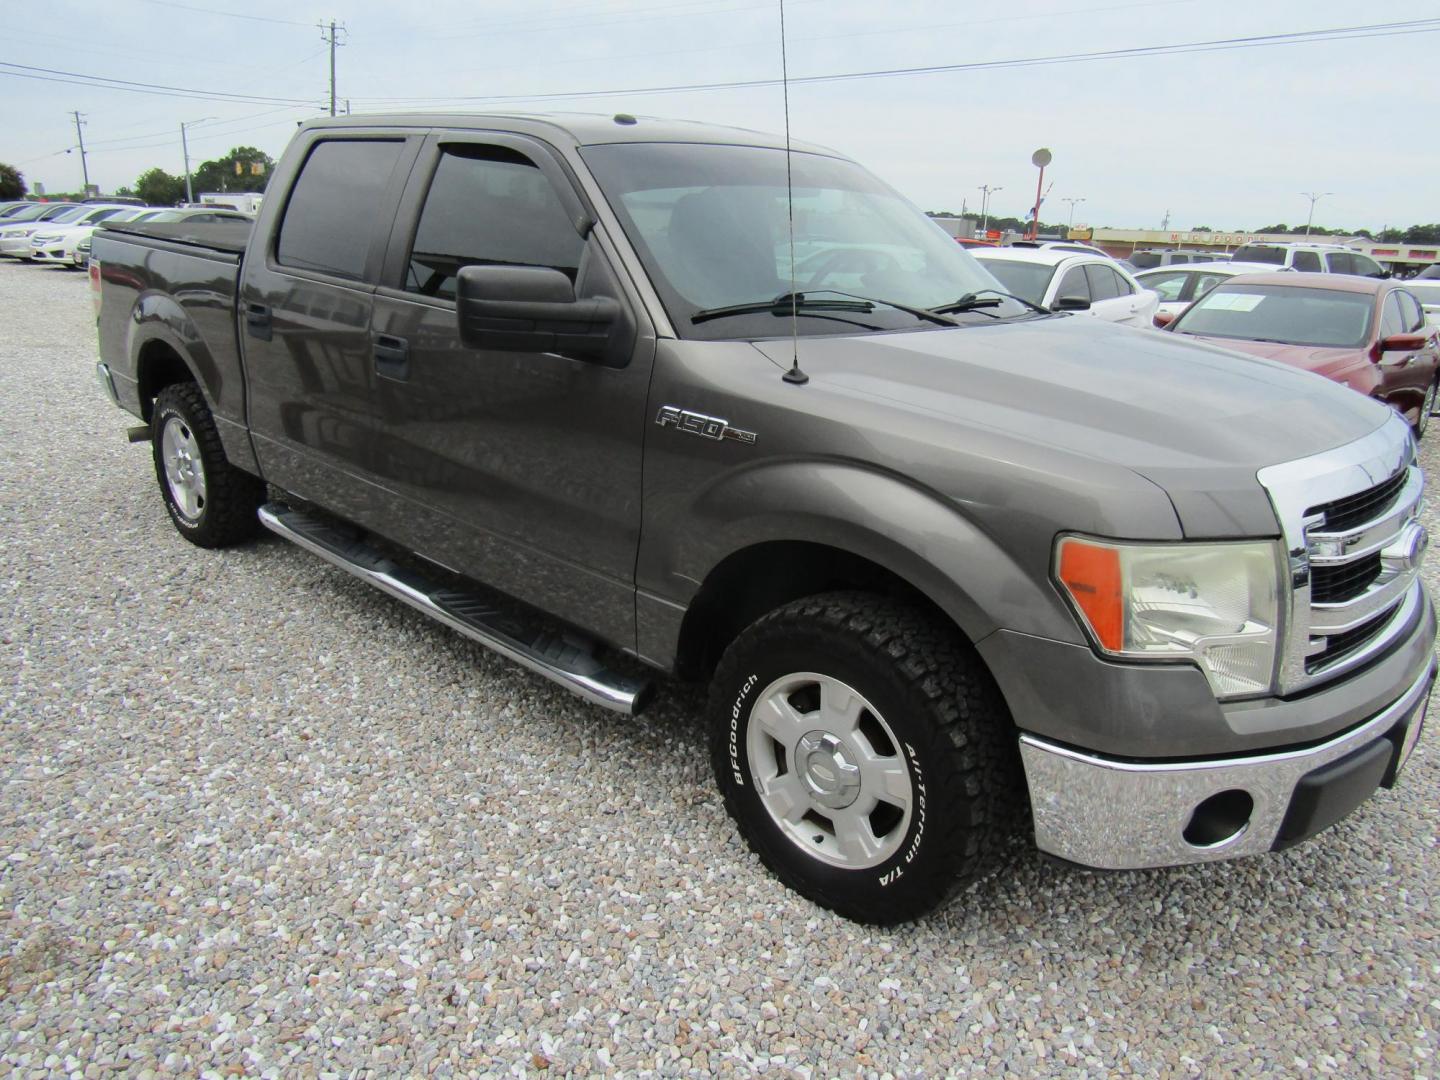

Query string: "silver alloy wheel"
[161, 415, 207, 522]
[1424, 378, 1439, 427]
[746, 671, 913, 870]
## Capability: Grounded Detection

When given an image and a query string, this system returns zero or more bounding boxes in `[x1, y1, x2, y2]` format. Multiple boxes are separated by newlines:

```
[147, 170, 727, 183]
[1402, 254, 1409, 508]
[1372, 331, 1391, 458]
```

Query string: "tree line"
[0, 147, 276, 205]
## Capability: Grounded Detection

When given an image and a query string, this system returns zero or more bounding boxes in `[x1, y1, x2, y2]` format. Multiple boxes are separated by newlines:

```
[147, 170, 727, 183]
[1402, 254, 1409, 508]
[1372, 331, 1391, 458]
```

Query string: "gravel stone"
[2, 258, 1439, 1076]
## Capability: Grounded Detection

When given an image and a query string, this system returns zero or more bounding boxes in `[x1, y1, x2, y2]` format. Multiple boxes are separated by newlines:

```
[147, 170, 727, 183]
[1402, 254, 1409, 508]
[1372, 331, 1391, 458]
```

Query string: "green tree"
[1378, 228, 1405, 243]
[0, 163, 26, 200]
[1403, 224, 1440, 244]
[192, 146, 275, 195]
[135, 167, 186, 207]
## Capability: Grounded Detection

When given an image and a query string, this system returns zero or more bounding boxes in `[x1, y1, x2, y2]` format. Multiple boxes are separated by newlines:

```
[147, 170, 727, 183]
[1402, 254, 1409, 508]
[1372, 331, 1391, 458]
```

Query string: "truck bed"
[97, 218, 252, 257]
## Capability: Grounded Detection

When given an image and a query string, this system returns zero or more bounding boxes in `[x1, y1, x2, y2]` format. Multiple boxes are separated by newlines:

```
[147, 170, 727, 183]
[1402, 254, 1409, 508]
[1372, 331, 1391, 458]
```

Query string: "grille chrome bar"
[1257, 413, 1421, 696]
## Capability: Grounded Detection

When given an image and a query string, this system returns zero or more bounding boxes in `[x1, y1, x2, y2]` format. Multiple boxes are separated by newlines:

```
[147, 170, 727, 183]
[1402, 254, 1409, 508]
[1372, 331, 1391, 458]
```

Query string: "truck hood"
[752, 316, 1391, 537]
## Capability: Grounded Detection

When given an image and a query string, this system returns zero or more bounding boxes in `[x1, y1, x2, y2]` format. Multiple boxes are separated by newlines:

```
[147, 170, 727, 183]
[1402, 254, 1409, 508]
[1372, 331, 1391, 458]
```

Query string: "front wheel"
[151, 382, 264, 548]
[709, 592, 1021, 924]
[1414, 377, 1438, 439]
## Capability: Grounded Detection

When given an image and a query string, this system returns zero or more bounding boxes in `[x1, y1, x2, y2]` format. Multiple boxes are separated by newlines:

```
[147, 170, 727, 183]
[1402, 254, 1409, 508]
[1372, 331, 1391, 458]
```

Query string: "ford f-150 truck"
[92, 113, 1436, 924]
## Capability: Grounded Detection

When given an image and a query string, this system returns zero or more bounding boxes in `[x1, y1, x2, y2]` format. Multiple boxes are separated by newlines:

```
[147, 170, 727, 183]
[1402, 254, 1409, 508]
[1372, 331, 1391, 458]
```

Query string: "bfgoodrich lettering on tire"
[709, 591, 1021, 924]
[151, 382, 264, 549]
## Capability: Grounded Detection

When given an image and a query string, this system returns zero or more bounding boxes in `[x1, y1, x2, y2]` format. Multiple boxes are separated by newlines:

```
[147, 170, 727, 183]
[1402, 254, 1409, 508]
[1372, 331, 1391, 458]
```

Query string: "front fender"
[638, 459, 1086, 652]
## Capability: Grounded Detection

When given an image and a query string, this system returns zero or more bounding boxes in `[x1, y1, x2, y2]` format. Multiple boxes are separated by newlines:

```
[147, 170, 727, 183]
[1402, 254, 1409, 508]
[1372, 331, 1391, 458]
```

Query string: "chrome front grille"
[1257, 414, 1427, 696]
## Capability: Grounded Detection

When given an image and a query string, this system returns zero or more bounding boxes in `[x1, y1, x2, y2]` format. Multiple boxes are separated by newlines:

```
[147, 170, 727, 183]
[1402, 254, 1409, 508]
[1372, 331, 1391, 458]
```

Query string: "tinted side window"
[1233, 245, 1284, 265]
[1379, 293, 1406, 338]
[1397, 290, 1425, 331]
[1292, 250, 1322, 272]
[1190, 272, 1230, 300]
[1056, 266, 1090, 302]
[405, 144, 583, 301]
[1084, 264, 1120, 301]
[1352, 254, 1384, 278]
[276, 139, 405, 280]
[1109, 266, 1134, 295]
[1129, 251, 1162, 270]
[1325, 252, 1355, 274]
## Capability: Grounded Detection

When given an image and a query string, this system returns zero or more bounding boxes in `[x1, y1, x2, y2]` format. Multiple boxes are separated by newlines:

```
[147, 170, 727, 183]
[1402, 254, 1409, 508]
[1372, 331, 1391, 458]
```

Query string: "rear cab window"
[276, 138, 408, 280]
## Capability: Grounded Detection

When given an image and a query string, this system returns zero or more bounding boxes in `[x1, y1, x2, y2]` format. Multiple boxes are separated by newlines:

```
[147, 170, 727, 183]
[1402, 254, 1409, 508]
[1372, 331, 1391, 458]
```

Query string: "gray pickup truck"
[92, 113, 1436, 924]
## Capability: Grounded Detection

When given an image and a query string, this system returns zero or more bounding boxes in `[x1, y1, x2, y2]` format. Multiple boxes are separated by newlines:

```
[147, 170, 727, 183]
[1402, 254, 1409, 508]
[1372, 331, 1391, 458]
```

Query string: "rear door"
[1083, 262, 1146, 325]
[365, 130, 656, 649]
[240, 131, 422, 523]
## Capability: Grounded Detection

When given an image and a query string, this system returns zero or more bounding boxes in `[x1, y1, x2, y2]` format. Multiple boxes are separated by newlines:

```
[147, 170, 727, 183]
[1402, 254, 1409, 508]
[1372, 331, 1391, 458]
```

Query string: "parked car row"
[0, 204, 252, 269]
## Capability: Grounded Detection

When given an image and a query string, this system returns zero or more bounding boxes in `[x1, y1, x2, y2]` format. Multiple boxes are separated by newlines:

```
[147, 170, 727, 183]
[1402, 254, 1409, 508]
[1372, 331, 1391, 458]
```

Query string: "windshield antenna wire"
[779, 0, 807, 385]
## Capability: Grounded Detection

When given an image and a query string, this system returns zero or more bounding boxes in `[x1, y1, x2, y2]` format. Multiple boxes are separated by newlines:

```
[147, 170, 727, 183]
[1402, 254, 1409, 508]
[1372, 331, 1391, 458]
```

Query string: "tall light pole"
[180, 118, 215, 206]
[1027, 148, 1052, 240]
[1062, 196, 1086, 230]
[978, 184, 1002, 235]
[1301, 191, 1333, 237]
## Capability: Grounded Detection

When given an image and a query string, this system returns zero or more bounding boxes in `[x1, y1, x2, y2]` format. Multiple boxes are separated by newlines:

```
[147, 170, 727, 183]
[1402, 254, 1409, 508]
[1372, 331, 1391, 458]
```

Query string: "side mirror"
[1153, 311, 1177, 329]
[1051, 296, 1091, 312]
[1376, 333, 1427, 355]
[456, 265, 618, 357]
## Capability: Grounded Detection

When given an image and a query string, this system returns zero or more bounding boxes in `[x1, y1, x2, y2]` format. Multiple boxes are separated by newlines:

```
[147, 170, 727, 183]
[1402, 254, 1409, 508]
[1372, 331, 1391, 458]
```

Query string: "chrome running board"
[258, 503, 652, 715]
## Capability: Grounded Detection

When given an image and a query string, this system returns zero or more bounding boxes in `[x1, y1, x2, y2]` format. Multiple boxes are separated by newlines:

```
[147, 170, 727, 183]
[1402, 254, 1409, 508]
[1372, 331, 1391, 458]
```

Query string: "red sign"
[986, 229, 1001, 240]
[1372, 248, 1400, 256]
[1408, 250, 1437, 260]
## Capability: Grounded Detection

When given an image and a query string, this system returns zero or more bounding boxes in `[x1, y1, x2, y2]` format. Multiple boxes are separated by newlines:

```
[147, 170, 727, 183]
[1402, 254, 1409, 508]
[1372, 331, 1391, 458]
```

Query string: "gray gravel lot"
[2, 257, 1439, 1078]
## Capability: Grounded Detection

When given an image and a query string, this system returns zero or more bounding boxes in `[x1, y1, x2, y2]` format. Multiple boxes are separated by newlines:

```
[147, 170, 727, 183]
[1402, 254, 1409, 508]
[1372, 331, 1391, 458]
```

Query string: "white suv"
[1229, 242, 1387, 277]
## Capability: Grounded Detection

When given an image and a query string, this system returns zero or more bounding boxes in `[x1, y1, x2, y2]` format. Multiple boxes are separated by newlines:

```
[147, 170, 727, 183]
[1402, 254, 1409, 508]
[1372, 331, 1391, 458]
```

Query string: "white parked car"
[971, 248, 1159, 327]
[1404, 280, 1440, 330]
[28, 207, 165, 267]
[1229, 242, 1387, 277]
[0, 204, 133, 257]
[1133, 261, 1281, 318]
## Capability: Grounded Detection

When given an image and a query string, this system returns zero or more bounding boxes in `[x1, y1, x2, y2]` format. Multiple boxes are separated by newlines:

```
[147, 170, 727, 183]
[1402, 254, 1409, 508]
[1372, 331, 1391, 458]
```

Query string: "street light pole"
[1062, 196, 1086, 230]
[180, 118, 216, 206]
[1301, 191, 1333, 237]
[978, 184, 1002, 235]
[70, 111, 90, 195]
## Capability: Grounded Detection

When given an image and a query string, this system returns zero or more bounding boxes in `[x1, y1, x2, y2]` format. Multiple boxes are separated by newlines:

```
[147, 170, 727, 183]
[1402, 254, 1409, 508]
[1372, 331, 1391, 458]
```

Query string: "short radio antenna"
[778, 0, 807, 385]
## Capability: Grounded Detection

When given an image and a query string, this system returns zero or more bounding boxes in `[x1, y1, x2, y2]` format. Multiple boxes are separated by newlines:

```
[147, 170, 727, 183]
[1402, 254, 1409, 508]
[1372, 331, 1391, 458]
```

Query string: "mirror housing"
[1153, 311, 1177, 329]
[456, 265, 619, 358]
[1376, 333, 1427, 357]
[1051, 296, 1091, 312]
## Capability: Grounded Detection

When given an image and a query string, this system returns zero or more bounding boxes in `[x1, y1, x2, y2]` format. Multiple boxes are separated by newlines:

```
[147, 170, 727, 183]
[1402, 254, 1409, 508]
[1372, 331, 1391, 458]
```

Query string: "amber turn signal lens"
[1056, 538, 1123, 651]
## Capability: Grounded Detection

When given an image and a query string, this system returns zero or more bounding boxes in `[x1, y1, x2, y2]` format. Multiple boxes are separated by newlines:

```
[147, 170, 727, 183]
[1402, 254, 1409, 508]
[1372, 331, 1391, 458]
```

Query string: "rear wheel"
[709, 592, 1021, 924]
[1414, 377, 1437, 439]
[151, 382, 264, 548]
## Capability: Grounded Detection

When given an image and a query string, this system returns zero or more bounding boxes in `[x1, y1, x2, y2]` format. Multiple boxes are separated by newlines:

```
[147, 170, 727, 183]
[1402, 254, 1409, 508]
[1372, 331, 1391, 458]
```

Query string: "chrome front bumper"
[1019, 659, 1435, 870]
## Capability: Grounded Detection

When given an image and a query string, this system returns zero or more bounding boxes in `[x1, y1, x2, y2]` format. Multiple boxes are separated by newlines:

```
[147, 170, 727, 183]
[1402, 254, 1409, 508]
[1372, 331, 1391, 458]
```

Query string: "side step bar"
[258, 503, 653, 715]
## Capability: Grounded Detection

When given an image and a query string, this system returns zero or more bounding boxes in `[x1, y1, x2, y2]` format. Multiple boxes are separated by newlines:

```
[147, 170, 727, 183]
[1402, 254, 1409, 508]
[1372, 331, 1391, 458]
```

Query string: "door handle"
[245, 302, 272, 341]
[374, 334, 410, 380]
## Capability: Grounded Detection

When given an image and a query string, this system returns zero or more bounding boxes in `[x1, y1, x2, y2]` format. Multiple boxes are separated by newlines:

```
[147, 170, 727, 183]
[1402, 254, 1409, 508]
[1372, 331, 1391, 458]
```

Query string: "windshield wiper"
[803, 288, 959, 327]
[932, 288, 1048, 316]
[691, 292, 875, 325]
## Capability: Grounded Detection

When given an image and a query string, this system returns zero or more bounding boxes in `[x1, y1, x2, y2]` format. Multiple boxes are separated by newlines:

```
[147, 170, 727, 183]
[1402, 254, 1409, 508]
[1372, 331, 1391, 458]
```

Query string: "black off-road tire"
[151, 382, 264, 548]
[709, 591, 1022, 925]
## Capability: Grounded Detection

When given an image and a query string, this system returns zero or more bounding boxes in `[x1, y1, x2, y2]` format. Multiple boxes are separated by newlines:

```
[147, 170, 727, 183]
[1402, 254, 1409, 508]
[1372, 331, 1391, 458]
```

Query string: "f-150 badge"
[655, 406, 757, 445]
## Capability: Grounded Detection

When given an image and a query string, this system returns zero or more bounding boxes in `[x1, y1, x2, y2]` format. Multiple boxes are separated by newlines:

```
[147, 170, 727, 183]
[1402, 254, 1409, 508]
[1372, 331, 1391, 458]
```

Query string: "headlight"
[1055, 536, 1281, 699]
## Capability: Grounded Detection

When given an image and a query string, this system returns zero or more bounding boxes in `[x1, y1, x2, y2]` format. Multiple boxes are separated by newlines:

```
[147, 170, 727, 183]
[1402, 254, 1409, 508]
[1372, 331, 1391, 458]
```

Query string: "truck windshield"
[581, 142, 1024, 338]
[1173, 283, 1374, 348]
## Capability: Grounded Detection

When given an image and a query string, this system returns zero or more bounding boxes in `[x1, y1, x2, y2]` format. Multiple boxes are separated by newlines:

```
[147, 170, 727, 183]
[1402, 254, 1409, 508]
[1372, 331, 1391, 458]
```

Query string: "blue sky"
[5, 0, 1438, 231]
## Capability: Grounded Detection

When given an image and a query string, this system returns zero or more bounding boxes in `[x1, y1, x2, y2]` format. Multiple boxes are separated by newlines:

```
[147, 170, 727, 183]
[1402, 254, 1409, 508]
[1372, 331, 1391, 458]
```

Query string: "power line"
[0, 61, 319, 105]
[350, 17, 1440, 105]
[135, 0, 315, 28]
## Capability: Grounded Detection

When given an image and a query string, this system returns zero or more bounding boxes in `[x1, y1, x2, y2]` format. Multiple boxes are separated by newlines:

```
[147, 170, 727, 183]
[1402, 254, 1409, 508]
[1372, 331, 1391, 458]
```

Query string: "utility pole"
[180, 117, 215, 206]
[1062, 196, 1086, 229]
[978, 184, 1002, 235]
[320, 20, 347, 117]
[1160, 208, 1171, 231]
[1301, 191, 1333, 237]
[70, 111, 90, 195]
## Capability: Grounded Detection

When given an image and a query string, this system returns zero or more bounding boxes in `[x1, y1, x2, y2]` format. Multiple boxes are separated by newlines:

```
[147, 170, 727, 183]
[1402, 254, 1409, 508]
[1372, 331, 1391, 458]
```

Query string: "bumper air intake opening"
[1183, 789, 1254, 848]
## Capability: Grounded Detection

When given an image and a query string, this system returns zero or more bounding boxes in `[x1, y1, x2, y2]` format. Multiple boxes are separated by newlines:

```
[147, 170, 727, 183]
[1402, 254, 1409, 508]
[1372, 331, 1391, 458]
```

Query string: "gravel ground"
[2, 257, 1439, 1079]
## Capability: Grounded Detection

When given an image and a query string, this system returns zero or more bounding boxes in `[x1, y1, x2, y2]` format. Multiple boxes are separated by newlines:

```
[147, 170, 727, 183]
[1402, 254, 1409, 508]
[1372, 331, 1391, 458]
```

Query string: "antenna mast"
[779, 0, 807, 385]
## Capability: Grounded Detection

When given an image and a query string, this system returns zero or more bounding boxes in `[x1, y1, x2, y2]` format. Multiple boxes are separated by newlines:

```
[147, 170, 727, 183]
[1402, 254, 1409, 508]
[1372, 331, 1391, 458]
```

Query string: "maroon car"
[1157, 273, 1440, 436]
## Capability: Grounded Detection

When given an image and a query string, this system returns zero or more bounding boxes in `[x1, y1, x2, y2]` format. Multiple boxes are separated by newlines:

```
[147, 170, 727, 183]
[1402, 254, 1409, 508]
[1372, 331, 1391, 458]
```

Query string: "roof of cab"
[299, 111, 842, 155]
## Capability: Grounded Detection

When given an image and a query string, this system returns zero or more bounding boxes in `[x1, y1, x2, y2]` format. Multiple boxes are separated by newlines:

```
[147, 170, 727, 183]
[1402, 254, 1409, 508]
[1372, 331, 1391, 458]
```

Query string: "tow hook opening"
[1183, 789, 1254, 848]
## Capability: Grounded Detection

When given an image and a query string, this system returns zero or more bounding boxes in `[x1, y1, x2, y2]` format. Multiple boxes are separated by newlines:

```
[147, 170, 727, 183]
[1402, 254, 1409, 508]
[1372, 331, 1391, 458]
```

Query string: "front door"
[365, 133, 655, 649]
